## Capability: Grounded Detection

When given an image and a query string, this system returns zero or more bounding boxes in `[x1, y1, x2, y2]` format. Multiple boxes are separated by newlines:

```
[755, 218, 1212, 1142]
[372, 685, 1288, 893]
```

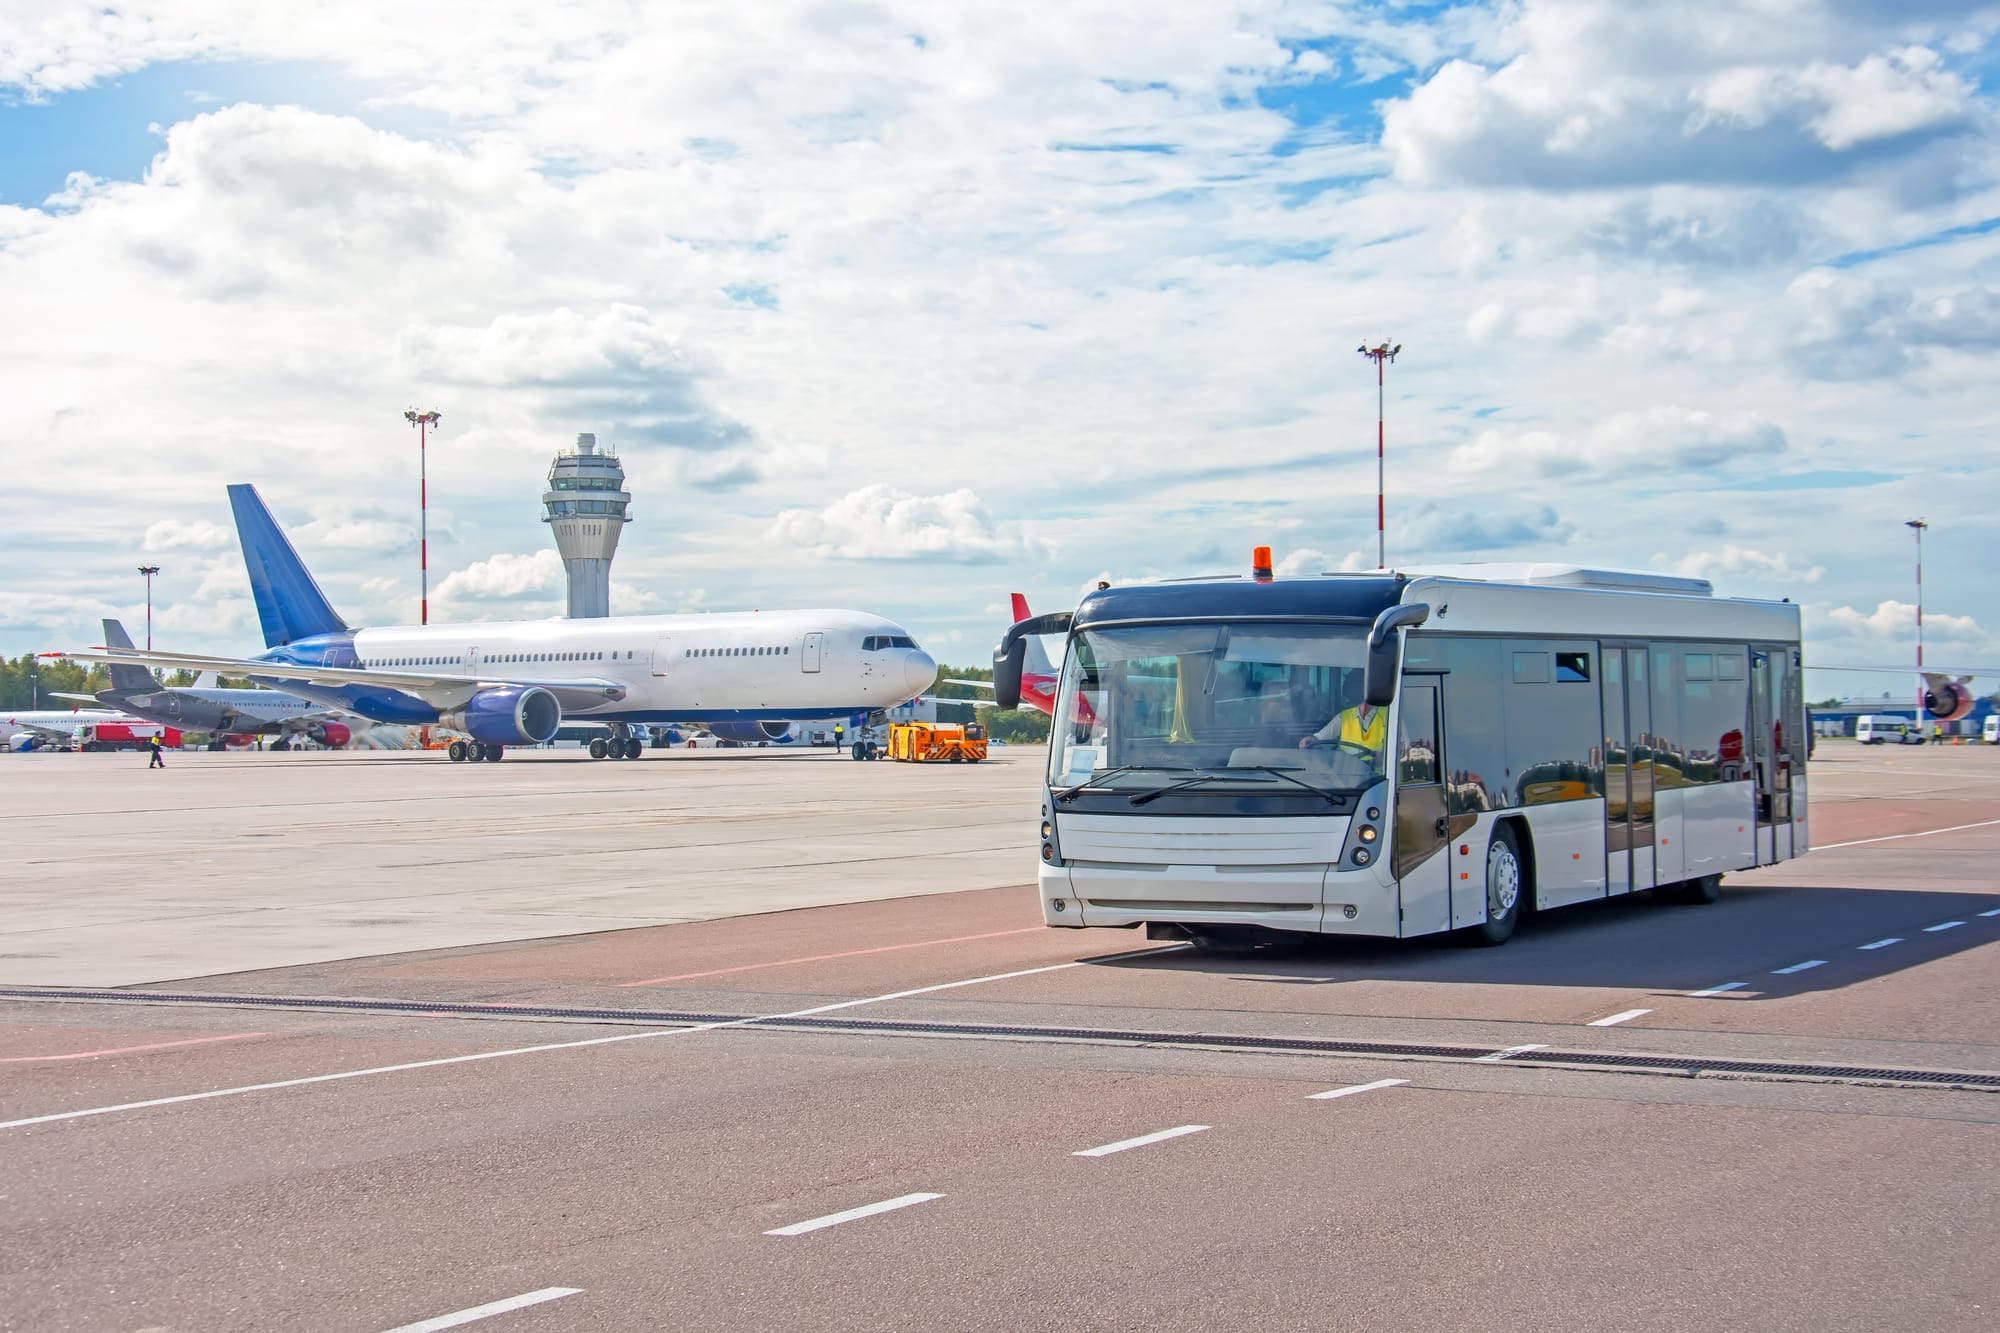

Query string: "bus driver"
[1298, 680, 1388, 759]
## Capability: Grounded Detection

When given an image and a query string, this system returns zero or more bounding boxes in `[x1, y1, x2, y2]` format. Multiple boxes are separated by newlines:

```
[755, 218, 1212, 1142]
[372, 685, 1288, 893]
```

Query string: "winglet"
[228, 484, 349, 648]
[100, 620, 156, 693]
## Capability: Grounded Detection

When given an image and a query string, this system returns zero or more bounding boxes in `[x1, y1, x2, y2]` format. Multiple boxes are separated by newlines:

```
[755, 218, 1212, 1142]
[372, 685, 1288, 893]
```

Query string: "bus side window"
[1399, 684, 1440, 785]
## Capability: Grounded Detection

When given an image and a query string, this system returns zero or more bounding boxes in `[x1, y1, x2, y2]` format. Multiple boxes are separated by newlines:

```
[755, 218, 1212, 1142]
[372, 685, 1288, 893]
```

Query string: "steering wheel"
[1331, 740, 1379, 763]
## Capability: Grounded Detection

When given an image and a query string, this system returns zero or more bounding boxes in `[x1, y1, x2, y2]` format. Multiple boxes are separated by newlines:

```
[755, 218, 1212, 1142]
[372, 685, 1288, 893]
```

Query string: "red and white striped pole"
[1358, 341, 1401, 569]
[1907, 518, 1927, 728]
[405, 410, 441, 624]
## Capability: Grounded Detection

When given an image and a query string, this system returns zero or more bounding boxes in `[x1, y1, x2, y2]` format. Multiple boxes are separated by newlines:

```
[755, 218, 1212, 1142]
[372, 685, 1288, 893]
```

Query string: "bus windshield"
[1047, 621, 1382, 793]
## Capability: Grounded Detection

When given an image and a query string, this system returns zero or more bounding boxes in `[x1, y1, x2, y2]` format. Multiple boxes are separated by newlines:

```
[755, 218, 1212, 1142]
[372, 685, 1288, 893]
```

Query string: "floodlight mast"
[404, 410, 442, 624]
[1358, 341, 1401, 570]
[137, 564, 161, 655]
[1907, 518, 1927, 730]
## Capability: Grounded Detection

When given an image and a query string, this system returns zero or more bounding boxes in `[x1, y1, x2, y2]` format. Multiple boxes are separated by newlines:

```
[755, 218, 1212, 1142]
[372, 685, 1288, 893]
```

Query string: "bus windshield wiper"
[1128, 765, 1341, 807]
[1227, 765, 1344, 805]
[1056, 764, 1193, 802]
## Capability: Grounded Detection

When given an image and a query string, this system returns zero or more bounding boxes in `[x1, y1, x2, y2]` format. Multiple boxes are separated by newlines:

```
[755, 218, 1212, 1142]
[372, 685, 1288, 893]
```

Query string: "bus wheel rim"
[1488, 842, 1520, 915]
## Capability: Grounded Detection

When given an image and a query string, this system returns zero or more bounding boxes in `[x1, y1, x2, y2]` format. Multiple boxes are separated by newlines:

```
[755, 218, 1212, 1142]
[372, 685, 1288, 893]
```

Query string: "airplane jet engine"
[1923, 673, 1976, 723]
[442, 687, 562, 746]
[310, 721, 353, 749]
[707, 721, 794, 745]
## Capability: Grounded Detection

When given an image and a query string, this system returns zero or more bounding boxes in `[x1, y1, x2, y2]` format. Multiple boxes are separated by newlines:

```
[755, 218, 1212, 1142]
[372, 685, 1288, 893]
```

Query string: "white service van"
[1984, 715, 1998, 745]
[1856, 715, 1923, 745]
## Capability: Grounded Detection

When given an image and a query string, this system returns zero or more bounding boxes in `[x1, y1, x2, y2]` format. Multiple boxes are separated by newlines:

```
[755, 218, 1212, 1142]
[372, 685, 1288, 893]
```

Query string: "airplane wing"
[49, 647, 627, 713]
[918, 693, 999, 709]
[5, 718, 87, 741]
[46, 692, 101, 704]
[942, 678, 995, 690]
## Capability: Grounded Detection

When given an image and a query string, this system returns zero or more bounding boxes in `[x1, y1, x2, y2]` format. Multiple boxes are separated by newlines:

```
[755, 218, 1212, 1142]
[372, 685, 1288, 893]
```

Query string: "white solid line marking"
[1475, 1043, 1548, 1062]
[0, 960, 1092, 1133]
[1773, 960, 1826, 975]
[1859, 938, 1902, 950]
[765, 1192, 944, 1237]
[380, 1287, 581, 1333]
[1688, 981, 1747, 997]
[1074, 1124, 1211, 1157]
[1308, 1078, 1409, 1100]
[1980, 908, 2000, 918]
[1587, 1009, 1652, 1028]
[1816, 817, 2000, 850]
[1924, 920, 1966, 932]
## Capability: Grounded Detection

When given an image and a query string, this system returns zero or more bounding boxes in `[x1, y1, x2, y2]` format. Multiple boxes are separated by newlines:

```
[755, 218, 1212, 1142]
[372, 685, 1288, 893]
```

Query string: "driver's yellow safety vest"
[1336, 705, 1387, 750]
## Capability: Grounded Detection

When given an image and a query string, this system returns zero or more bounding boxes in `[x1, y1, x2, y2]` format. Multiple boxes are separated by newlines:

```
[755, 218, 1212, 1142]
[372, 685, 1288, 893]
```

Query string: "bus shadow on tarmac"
[1079, 884, 2000, 1000]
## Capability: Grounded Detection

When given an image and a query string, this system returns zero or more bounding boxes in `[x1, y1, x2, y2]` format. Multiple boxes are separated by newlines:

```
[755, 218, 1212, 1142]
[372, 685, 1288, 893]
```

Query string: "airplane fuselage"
[243, 608, 937, 727]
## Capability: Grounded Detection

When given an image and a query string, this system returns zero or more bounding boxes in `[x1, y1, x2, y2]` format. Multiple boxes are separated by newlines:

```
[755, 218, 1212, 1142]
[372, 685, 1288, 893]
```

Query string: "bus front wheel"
[1468, 826, 1524, 947]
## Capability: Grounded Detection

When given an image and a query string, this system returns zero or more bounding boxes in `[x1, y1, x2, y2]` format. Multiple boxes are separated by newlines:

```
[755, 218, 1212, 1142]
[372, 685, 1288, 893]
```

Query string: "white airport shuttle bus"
[994, 559, 1807, 947]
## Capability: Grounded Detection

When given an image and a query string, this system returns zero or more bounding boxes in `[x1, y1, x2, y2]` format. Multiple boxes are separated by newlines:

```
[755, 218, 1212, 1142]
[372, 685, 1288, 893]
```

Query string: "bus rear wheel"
[1659, 874, 1722, 905]
[1467, 825, 1524, 947]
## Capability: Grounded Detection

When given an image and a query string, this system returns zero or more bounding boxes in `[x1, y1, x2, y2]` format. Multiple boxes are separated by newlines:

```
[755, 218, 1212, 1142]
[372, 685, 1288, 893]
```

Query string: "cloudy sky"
[1, 0, 1994, 693]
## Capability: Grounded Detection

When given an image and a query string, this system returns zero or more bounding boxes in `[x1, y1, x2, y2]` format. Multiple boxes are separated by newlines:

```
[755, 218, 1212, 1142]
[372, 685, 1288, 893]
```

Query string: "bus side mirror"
[1363, 603, 1430, 707]
[992, 611, 1072, 711]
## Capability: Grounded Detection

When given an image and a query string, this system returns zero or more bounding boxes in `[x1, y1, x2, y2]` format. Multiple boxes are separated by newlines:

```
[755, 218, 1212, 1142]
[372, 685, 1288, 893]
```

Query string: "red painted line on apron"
[0, 1032, 267, 1063]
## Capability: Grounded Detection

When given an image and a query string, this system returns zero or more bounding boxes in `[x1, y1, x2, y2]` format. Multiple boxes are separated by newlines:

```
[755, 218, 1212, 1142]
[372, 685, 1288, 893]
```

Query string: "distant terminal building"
[1808, 695, 1995, 738]
[543, 433, 630, 618]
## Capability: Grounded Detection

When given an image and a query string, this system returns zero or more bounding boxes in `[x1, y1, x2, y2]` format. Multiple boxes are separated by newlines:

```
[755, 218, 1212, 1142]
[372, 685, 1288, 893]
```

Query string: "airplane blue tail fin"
[228, 484, 349, 648]
[100, 620, 157, 693]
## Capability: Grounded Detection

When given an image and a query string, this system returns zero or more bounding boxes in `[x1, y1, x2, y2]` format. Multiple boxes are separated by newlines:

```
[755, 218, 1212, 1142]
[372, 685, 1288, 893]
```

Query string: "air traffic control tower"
[543, 433, 630, 618]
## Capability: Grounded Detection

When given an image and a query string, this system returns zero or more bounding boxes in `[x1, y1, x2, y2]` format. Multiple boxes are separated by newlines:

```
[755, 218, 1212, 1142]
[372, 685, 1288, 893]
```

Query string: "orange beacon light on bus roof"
[1253, 546, 1274, 582]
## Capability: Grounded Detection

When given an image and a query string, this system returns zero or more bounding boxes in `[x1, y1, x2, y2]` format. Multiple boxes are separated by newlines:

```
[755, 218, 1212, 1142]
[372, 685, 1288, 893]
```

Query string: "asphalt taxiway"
[1, 742, 1996, 1331]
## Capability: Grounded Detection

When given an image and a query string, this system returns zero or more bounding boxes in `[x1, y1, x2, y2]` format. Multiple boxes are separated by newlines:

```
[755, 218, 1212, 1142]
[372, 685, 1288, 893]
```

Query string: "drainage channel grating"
[6, 986, 1997, 1091]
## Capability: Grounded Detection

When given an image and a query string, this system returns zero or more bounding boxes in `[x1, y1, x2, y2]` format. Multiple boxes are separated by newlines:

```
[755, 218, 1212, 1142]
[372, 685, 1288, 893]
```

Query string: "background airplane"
[944, 593, 1061, 716]
[52, 620, 358, 750]
[60, 484, 937, 764]
[2, 707, 176, 752]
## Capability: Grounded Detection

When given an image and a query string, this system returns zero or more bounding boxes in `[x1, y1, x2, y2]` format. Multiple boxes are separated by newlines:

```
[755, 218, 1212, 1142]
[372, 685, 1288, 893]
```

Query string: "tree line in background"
[933, 664, 1049, 745]
[0, 655, 251, 710]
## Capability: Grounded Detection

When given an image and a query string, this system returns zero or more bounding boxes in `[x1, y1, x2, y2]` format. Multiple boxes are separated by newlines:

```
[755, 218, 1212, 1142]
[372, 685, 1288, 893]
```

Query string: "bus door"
[1601, 644, 1655, 895]
[1393, 676, 1452, 936]
[1749, 647, 1791, 864]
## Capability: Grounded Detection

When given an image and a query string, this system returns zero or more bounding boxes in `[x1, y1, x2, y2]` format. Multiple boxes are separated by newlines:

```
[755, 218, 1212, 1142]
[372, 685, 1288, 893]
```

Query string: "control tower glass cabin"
[543, 433, 630, 618]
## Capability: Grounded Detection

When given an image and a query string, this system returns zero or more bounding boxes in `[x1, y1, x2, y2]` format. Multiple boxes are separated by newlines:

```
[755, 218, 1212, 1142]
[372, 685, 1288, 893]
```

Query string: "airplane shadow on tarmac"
[1079, 884, 2000, 1001]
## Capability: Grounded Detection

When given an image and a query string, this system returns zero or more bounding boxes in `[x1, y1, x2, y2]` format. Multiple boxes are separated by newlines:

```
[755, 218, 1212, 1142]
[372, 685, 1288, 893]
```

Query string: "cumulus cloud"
[1659, 545, 1825, 586]
[770, 486, 1049, 563]
[433, 549, 563, 602]
[142, 518, 232, 551]
[1380, 4, 1984, 190]
[1275, 547, 1368, 576]
[1822, 598, 1983, 643]
[1785, 269, 2000, 378]
[1400, 501, 1574, 554]
[1451, 407, 1787, 476]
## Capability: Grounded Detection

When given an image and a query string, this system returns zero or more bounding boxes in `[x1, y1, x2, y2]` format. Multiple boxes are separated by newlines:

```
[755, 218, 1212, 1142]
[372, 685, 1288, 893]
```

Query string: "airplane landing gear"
[589, 738, 608, 760]
[448, 740, 468, 763]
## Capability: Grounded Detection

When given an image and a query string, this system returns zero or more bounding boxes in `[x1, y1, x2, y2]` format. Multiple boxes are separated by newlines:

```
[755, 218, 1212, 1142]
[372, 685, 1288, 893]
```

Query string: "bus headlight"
[1352, 847, 1372, 866]
[1042, 842, 1055, 861]
[1041, 820, 1052, 838]
[1358, 825, 1377, 842]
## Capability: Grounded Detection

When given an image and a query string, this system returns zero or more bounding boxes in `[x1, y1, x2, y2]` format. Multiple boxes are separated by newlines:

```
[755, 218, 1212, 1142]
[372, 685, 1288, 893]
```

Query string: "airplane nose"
[906, 650, 937, 695]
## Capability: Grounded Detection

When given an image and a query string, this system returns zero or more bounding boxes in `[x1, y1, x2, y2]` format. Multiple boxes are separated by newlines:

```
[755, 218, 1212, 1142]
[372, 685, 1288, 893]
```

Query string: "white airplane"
[58, 484, 938, 764]
[1, 708, 135, 751]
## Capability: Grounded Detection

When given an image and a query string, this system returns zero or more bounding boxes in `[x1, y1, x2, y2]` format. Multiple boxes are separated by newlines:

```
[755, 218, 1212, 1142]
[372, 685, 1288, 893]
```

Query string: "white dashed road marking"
[1689, 982, 1747, 997]
[1924, 921, 1966, 932]
[1587, 1009, 1652, 1028]
[380, 1287, 581, 1333]
[1773, 960, 1826, 975]
[1980, 908, 2000, 918]
[1859, 938, 1902, 950]
[1308, 1078, 1409, 1100]
[1475, 1044, 1549, 1062]
[1816, 818, 2000, 850]
[765, 1193, 945, 1237]
[1074, 1125, 1210, 1158]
